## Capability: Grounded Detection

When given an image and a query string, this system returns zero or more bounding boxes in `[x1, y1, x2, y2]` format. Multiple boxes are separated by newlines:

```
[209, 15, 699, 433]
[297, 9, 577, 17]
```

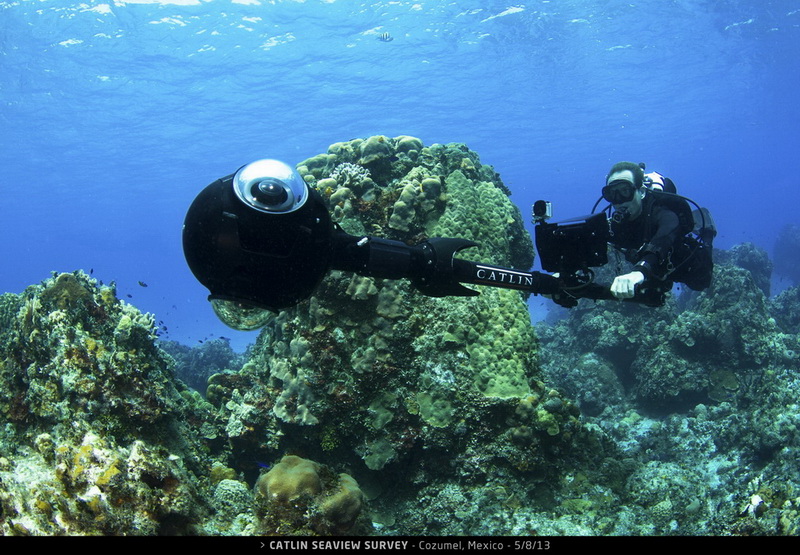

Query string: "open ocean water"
[2, 0, 799, 351]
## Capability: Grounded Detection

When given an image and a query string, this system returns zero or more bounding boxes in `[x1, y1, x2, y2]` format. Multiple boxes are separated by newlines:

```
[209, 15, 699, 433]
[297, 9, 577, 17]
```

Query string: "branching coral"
[329, 162, 371, 188]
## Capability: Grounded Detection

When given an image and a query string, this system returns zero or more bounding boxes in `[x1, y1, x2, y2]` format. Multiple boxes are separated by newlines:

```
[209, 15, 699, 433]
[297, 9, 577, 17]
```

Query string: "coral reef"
[160, 338, 246, 396]
[0, 137, 592, 537]
[2, 136, 800, 536]
[715, 242, 773, 297]
[773, 224, 800, 285]
[537, 244, 800, 534]
[0, 271, 232, 534]
[205, 137, 599, 496]
[770, 285, 800, 334]
[538, 244, 797, 412]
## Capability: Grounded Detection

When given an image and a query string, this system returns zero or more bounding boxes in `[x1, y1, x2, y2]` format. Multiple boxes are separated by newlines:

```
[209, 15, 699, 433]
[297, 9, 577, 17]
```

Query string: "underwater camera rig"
[532, 203, 666, 308]
[182, 160, 657, 330]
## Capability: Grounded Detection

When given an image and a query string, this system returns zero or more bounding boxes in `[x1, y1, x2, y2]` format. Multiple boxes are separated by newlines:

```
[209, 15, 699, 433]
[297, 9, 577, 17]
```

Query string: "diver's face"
[606, 170, 643, 220]
[614, 195, 643, 220]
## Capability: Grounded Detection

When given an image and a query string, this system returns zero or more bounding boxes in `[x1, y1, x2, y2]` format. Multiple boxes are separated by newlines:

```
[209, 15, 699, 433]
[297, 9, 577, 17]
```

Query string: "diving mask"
[602, 179, 637, 204]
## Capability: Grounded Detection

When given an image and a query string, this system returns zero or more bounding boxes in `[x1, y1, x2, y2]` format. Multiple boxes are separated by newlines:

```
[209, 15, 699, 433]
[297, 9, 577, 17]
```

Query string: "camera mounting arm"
[330, 231, 562, 299]
[183, 162, 665, 333]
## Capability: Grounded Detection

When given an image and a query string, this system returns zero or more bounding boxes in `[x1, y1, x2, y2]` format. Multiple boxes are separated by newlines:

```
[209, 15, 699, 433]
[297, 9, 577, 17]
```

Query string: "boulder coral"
[209, 136, 589, 483]
[202, 136, 620, 529]
[255, 455, 369, 535]
[257, 455, 322, 504]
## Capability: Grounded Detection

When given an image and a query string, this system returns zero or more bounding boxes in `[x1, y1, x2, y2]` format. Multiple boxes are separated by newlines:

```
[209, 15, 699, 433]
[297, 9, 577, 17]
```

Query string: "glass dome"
[210, 298, 276, 331]
[233, 159, 308, 214]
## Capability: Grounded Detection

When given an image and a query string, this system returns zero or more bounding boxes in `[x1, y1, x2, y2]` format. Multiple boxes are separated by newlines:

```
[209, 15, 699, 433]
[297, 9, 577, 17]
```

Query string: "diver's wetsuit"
[609, 194, 687, 286]
[608, 190, 714, 293]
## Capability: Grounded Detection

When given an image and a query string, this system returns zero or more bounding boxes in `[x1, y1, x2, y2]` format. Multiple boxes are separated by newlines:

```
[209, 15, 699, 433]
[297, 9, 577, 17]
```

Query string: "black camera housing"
[532, 200, 552, 223]
[535, 212, 609, 275]
[183, 174, 334, 312]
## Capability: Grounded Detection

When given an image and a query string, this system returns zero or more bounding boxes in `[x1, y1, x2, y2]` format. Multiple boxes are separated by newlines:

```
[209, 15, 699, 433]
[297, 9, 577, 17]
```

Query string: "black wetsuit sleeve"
[634, 208, 682, 278]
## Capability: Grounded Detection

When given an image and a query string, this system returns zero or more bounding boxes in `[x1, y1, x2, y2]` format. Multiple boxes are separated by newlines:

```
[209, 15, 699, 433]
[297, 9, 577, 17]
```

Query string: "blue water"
[2, 0, 799, 351]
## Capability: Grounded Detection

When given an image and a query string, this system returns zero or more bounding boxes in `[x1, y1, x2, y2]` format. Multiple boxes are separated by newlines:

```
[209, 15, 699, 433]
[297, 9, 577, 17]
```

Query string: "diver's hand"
[610, 271, 645, 299]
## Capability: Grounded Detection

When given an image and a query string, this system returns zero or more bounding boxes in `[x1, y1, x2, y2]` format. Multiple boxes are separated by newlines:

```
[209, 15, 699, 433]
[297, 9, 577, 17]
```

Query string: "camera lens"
[252, 179, 289, 206]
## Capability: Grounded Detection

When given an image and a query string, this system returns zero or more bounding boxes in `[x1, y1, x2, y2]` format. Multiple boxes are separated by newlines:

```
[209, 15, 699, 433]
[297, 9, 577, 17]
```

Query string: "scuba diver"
[182, 158, 716, 330]
[598, 162, 715, 302]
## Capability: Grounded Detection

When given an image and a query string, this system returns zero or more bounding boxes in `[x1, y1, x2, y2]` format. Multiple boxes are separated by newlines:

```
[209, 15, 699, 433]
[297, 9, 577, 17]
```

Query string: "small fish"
[378, 32, 393, 42]
[89, 268, 94, 275]
[138, 281, 148, 287]
[126, 294, 132, 298]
